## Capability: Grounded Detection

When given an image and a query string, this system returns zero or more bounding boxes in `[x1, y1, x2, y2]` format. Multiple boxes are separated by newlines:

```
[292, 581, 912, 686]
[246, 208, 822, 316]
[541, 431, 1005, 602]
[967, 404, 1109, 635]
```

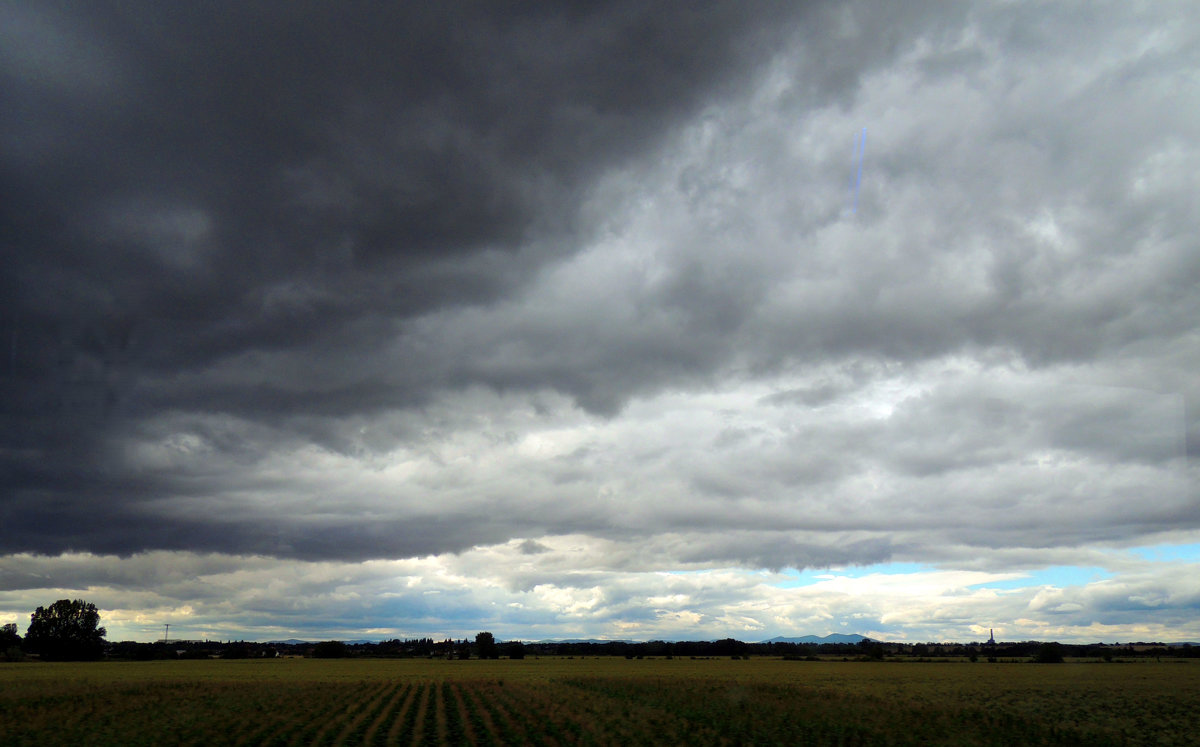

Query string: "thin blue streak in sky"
[852, 127, 866, 214]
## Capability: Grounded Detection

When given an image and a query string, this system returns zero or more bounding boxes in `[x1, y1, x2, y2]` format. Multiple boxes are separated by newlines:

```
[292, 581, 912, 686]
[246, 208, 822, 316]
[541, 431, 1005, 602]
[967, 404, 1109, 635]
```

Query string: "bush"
[500, 641, 525, 659]
[222, 644, 252, 659]
[313, 640, 351, 658]
[1, 623, 21, 660]
[1033, 643, 1064, 664]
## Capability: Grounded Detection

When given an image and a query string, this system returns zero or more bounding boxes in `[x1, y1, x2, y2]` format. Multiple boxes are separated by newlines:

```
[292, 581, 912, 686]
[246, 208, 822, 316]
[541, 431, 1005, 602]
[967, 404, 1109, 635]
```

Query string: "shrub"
[1033, 643, 1064, 664]
[501, 641, 525, 659]
[222, 644, 252, 659]
[312, 640, 351, 658]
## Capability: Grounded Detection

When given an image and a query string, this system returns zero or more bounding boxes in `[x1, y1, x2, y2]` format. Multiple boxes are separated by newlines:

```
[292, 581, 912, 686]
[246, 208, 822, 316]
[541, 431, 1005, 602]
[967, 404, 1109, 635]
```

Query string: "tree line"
[5, 598, 1198, 662]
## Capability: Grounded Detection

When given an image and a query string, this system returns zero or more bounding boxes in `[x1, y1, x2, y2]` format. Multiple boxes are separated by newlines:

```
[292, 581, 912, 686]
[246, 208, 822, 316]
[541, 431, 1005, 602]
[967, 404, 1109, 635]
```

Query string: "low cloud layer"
[3, 545, 1197, 643]
[2, 1, 1197, 641]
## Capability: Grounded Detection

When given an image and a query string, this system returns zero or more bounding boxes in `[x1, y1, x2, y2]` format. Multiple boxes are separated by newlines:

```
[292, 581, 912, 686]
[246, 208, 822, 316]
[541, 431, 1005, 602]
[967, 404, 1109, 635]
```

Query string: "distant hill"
[265, 639, 379, 645]
[761, 634, 870, 644]
[534, 638, 635, 644]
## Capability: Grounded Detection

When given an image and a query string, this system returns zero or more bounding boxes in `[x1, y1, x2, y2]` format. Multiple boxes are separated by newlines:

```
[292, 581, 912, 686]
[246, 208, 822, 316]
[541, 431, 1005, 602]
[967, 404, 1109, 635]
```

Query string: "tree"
[222, 642, 253, 659]
[25, 599, 107, 661]
[500, 641, 526, 659]
[312, 640, 350, 658]
[1, 622, 21, 661]
[475, 631, 498, 660]
[1033, 642, 1064, 664]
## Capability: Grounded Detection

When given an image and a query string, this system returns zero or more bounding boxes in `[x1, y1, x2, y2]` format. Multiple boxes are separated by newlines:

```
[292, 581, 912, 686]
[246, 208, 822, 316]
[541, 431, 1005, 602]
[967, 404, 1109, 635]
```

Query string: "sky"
[1, 1, 1198, 645]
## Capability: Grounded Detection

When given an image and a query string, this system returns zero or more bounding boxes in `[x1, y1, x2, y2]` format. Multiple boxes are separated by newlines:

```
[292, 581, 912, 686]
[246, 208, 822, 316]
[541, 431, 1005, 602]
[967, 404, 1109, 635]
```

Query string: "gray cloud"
[3, 546, 1197, 643]
[1, 1, 1198, 642]
[1, 0, 801, 556]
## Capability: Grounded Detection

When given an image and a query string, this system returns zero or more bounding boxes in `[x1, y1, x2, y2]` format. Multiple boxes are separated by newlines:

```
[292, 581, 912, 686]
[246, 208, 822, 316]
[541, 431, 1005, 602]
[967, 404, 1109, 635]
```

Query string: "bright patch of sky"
[775, 562, 932, 588]
[968, 567, 1114, 591]
[776, 563, 1121, 593]
[1126, 543, 1200, 563]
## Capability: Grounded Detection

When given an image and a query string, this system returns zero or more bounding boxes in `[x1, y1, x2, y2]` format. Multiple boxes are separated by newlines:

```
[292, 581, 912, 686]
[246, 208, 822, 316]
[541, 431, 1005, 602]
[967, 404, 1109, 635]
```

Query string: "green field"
[2, 657, 1197, 745]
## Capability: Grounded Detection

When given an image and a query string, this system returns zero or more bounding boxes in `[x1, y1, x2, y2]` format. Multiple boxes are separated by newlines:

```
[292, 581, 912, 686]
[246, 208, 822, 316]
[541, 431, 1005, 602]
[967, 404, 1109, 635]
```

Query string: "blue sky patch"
[775, 562, 933, 588]
[1127, 543, 1200, 563]
[969, 566, 1114, 590]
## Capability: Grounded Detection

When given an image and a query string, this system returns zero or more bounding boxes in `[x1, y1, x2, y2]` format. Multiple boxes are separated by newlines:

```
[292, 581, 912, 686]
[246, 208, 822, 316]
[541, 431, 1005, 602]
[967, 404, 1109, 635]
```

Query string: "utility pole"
[164, 623, 170, 643]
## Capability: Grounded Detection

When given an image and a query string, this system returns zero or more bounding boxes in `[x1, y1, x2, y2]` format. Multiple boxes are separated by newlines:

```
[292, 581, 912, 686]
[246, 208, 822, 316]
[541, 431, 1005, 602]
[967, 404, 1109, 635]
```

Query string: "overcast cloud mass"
[2, 1, 1198, 644]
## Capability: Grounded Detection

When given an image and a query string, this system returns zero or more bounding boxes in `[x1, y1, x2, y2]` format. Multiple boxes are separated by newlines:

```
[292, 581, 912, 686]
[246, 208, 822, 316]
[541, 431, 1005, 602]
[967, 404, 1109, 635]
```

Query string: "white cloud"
[4, 543, 1198, 644]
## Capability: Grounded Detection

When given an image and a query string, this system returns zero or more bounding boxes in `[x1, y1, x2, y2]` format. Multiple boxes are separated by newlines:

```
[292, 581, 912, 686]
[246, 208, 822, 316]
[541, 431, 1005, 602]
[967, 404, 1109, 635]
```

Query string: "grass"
[1, 657, 1197, 745]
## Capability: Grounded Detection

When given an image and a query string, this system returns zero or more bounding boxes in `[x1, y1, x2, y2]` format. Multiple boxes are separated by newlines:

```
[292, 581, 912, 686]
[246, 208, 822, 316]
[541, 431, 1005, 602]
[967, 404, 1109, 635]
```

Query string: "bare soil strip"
[359, 683, 411, 746]
[419, 678, 441, 745]
[493, 683, 564, 747]
[449, 682, 488, 747]
[458, 682, 505, 747]
[305, 681, 391, 746]
[437, 682, 464, 745]
[473, 683, 536, 746]
[276, 683, 370, 747]
[383, 682, 422, 747]
[329, 682, 400, 746]
[393, 681, 429, 746]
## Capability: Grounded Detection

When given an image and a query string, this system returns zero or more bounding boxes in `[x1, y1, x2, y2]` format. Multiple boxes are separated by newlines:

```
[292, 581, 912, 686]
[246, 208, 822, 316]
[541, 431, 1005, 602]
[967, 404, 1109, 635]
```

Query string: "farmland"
[2, 657, 1197, 745]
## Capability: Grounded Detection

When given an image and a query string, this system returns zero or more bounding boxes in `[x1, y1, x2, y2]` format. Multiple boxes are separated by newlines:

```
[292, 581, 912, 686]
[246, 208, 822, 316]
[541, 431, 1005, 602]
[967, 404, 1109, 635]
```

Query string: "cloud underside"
[1, 1, 1198, 639]
[7, 365, 1194, 567]
[3, 546, 1198, 643]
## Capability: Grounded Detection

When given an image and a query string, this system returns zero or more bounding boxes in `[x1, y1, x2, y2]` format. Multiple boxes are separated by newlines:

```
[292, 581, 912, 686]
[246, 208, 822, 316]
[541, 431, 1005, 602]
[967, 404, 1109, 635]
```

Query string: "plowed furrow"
[471, 685, 531, 747]
[361, 683, 412, 747]
[283, 682, 376, 747]
[458, 683, 503, 747]
[418, 678, 440, 744]
[328, 682, 398, 746]
[387, 681, 426, 746]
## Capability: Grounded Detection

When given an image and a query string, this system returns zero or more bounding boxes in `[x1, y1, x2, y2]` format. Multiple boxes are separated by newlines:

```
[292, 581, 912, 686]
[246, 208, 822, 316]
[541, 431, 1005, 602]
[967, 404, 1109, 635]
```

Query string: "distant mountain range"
[760, 634, 870, 644]
[533, 638, 635, 644]
[234, 634, 1200, 647]
[262, 635, 874, 645]
[265, 639, 379, 645]
[535, 636, 876, 644]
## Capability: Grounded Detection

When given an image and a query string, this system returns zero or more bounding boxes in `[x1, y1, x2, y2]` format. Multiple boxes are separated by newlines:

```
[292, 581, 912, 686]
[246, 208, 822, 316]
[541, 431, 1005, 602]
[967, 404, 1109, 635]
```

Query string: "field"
[2, 657, 1197, 745]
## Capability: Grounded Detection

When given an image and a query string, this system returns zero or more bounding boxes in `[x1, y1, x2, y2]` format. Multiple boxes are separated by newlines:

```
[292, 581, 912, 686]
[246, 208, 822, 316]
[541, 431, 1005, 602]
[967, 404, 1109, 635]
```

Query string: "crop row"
[3, 678, 605, 746]
[3, 668, 1198, 745]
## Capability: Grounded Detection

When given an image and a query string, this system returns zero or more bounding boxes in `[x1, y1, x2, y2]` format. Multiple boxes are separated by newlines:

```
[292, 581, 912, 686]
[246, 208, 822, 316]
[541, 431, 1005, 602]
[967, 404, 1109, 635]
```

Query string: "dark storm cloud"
[1, 1, 802, 556]
[2, 0, 1197, 574]
[1, 0, 794, 380]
